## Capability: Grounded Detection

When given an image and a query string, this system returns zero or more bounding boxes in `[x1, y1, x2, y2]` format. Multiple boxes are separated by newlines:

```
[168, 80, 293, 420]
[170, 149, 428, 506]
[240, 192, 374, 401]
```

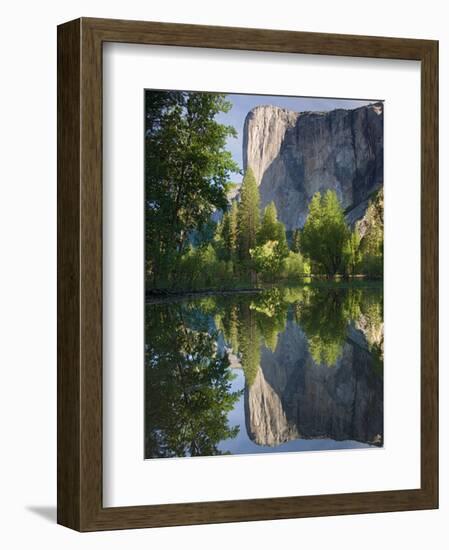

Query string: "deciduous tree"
[145, 91, 238, 288]
[301, 190, 350, 276]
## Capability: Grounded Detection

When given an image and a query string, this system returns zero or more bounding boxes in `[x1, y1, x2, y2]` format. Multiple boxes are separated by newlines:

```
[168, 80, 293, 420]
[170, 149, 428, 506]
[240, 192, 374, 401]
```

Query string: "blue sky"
[215, 94, 379, 183]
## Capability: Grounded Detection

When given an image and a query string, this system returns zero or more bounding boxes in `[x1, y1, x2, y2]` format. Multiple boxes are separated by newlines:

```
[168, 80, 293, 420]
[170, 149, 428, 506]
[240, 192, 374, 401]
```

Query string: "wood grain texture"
[57, 17, 439, 532]
[57, 18, 81, 531]
[420, 40, 439, 504]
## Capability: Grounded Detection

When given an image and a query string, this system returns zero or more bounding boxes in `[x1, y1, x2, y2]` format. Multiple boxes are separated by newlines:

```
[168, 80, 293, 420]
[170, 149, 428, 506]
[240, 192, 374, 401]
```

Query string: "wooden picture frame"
[57, 17, 438, 531]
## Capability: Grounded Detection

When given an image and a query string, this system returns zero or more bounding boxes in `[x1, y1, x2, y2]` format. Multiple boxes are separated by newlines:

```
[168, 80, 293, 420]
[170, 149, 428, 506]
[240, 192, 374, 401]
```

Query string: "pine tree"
[221, 201, 238, 260]
[237, 167, 260, 263]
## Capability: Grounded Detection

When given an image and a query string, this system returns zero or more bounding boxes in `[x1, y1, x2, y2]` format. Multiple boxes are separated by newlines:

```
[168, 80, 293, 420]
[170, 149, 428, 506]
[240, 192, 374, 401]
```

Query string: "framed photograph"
[57, 17, 438, 531]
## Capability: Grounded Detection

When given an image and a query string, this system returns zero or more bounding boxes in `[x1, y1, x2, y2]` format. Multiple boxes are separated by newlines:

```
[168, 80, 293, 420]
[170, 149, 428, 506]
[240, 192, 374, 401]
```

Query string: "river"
[144, 284, 383, 459]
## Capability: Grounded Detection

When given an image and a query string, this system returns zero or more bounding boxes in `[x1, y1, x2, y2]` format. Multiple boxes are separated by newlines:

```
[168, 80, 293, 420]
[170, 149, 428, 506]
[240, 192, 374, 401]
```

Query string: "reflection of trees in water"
[251, 288, 289, 352]
[353, 290, 384, 375]
[236, 306, 260, 386]
[211, 286, 383, 374]
[145, 286, 383, 457]
[215, 300, 260, 386]
[295, 287, 383, 368]
[214, 289, 292, 386]
[295, 289, 353, 366]
[145, 304, 241, 459]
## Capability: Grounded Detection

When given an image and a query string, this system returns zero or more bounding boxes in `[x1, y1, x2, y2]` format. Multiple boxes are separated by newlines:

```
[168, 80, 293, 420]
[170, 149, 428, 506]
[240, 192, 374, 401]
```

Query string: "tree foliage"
[301, 190, 350, 275]
[237, 168, 260, 264]
[283, 251, 308, 280]
[145, 91, 238, 288]
[250, 202, 289, 281]
[358, 189, 384, 278]
[220, 200, 238, 261]
[343, 229, 362, 276]
[251, 241, 282, 281]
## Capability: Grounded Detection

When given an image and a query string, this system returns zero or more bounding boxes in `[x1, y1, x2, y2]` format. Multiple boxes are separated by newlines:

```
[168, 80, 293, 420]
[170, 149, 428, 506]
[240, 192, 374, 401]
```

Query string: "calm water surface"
[144, 285, 383, 459]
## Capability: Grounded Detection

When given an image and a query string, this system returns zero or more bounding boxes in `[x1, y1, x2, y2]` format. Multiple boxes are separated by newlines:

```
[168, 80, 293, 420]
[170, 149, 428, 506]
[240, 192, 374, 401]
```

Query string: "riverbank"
[145, 287, 264, 304]
[146, 278, 383, 303]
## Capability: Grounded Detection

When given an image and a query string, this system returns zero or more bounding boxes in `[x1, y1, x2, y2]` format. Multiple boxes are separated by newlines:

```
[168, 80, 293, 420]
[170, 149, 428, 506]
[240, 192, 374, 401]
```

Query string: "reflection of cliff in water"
[145, 285, 383, 458]
[244, 319, 383, 448]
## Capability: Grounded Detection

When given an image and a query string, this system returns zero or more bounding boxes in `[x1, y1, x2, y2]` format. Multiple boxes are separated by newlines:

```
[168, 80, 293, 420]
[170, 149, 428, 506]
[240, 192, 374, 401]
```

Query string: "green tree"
[258, 202, 289, 255]
[252, 201, 289, 281]
[250, 241, 281, 281]
[191, 219, 217, 247]
[175, 243, 232, 290]
[301, 190, 350, 276]
[282, 251, 306, 280]
[257, 202, 278, 244]
[359, 189, 384, 278]
[343, 229, 362, 276]
[145, 91, 239, 289]
[237, 168, 260, 267]
[220, 201, 238, 261]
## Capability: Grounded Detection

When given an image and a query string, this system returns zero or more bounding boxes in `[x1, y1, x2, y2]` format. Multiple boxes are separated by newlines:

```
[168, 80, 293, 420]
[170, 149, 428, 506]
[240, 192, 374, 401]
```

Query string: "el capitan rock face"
[242, 103, 383, 230]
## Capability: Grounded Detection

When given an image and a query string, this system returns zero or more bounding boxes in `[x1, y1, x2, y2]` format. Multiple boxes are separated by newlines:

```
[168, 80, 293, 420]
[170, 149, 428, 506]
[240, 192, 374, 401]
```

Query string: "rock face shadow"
[243, 103, 384, 230]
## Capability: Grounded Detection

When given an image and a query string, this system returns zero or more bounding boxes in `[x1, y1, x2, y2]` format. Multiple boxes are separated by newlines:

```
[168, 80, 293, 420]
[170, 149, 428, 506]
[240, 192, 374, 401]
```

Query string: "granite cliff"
[242, 103, 384, 230]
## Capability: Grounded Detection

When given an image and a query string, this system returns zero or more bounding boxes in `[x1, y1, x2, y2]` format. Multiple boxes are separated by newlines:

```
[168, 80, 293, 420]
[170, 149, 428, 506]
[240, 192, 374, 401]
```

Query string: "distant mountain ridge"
[242, 102, 384, 230]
